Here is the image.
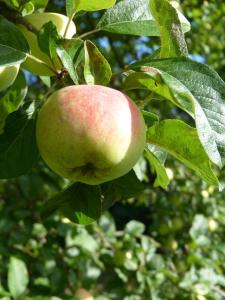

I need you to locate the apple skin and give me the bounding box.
[36,85,146,185]
[0,65,20,92]
[75,288,94,300]
[18,13,76,76]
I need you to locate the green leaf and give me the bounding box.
[74,0,116,13]
[63,38,84,63]
[142,110,159,127]
[42,171,144,222]
[41,183,102,225]
[0,0,19,9]
[56,46,78,84]
[21,1,35,16]
[66,0,75,17]
[126,57,225,168]
[0,104,39,179]
[32,0,48,9]
[8,257,29,298]
[62,38,84,80]
[96,0,190,36]
[145,145,170,189]
[0,16,29,66]
[68,229,98,253]
[84,40,112,86]
[0,72,27,134]
[125,220,145,236]
[189,215,208,240]
[37,21,59,60]
[149,0,188,57]
[147,120,219,186]
[101,170,145,210]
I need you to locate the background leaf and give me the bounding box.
[8,257,29,298]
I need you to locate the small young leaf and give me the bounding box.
[147,120,219,186]
[56,46,78,84]
[84,40,112,86]
[145,145,170,189]
[97,0,190,36]
[0,16,29,66]
[8,257,29,298]
[21,1,35,16]
[0,71,27,133]
[37,21,60,60]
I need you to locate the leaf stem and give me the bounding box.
[63,12,76,38]
[78,28,100,39]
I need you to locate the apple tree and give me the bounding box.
[0,0,225,299]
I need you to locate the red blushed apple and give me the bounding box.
[36,85,146,185]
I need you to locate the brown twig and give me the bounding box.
[0,3,39,34]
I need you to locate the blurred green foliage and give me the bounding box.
[0,0,225,299]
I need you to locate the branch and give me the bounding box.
[0,3,39,34]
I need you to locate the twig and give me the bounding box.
[78,28,100,39]
[0,4,39,34]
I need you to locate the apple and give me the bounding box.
[36,85,146,185]
[75,288,94,300]
[165,238,178,251]
[208,218,218,232]
[18,13,76,76]
[0,64,20,92]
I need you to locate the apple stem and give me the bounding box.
[78,28,100,39]
[26,54,59,76]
